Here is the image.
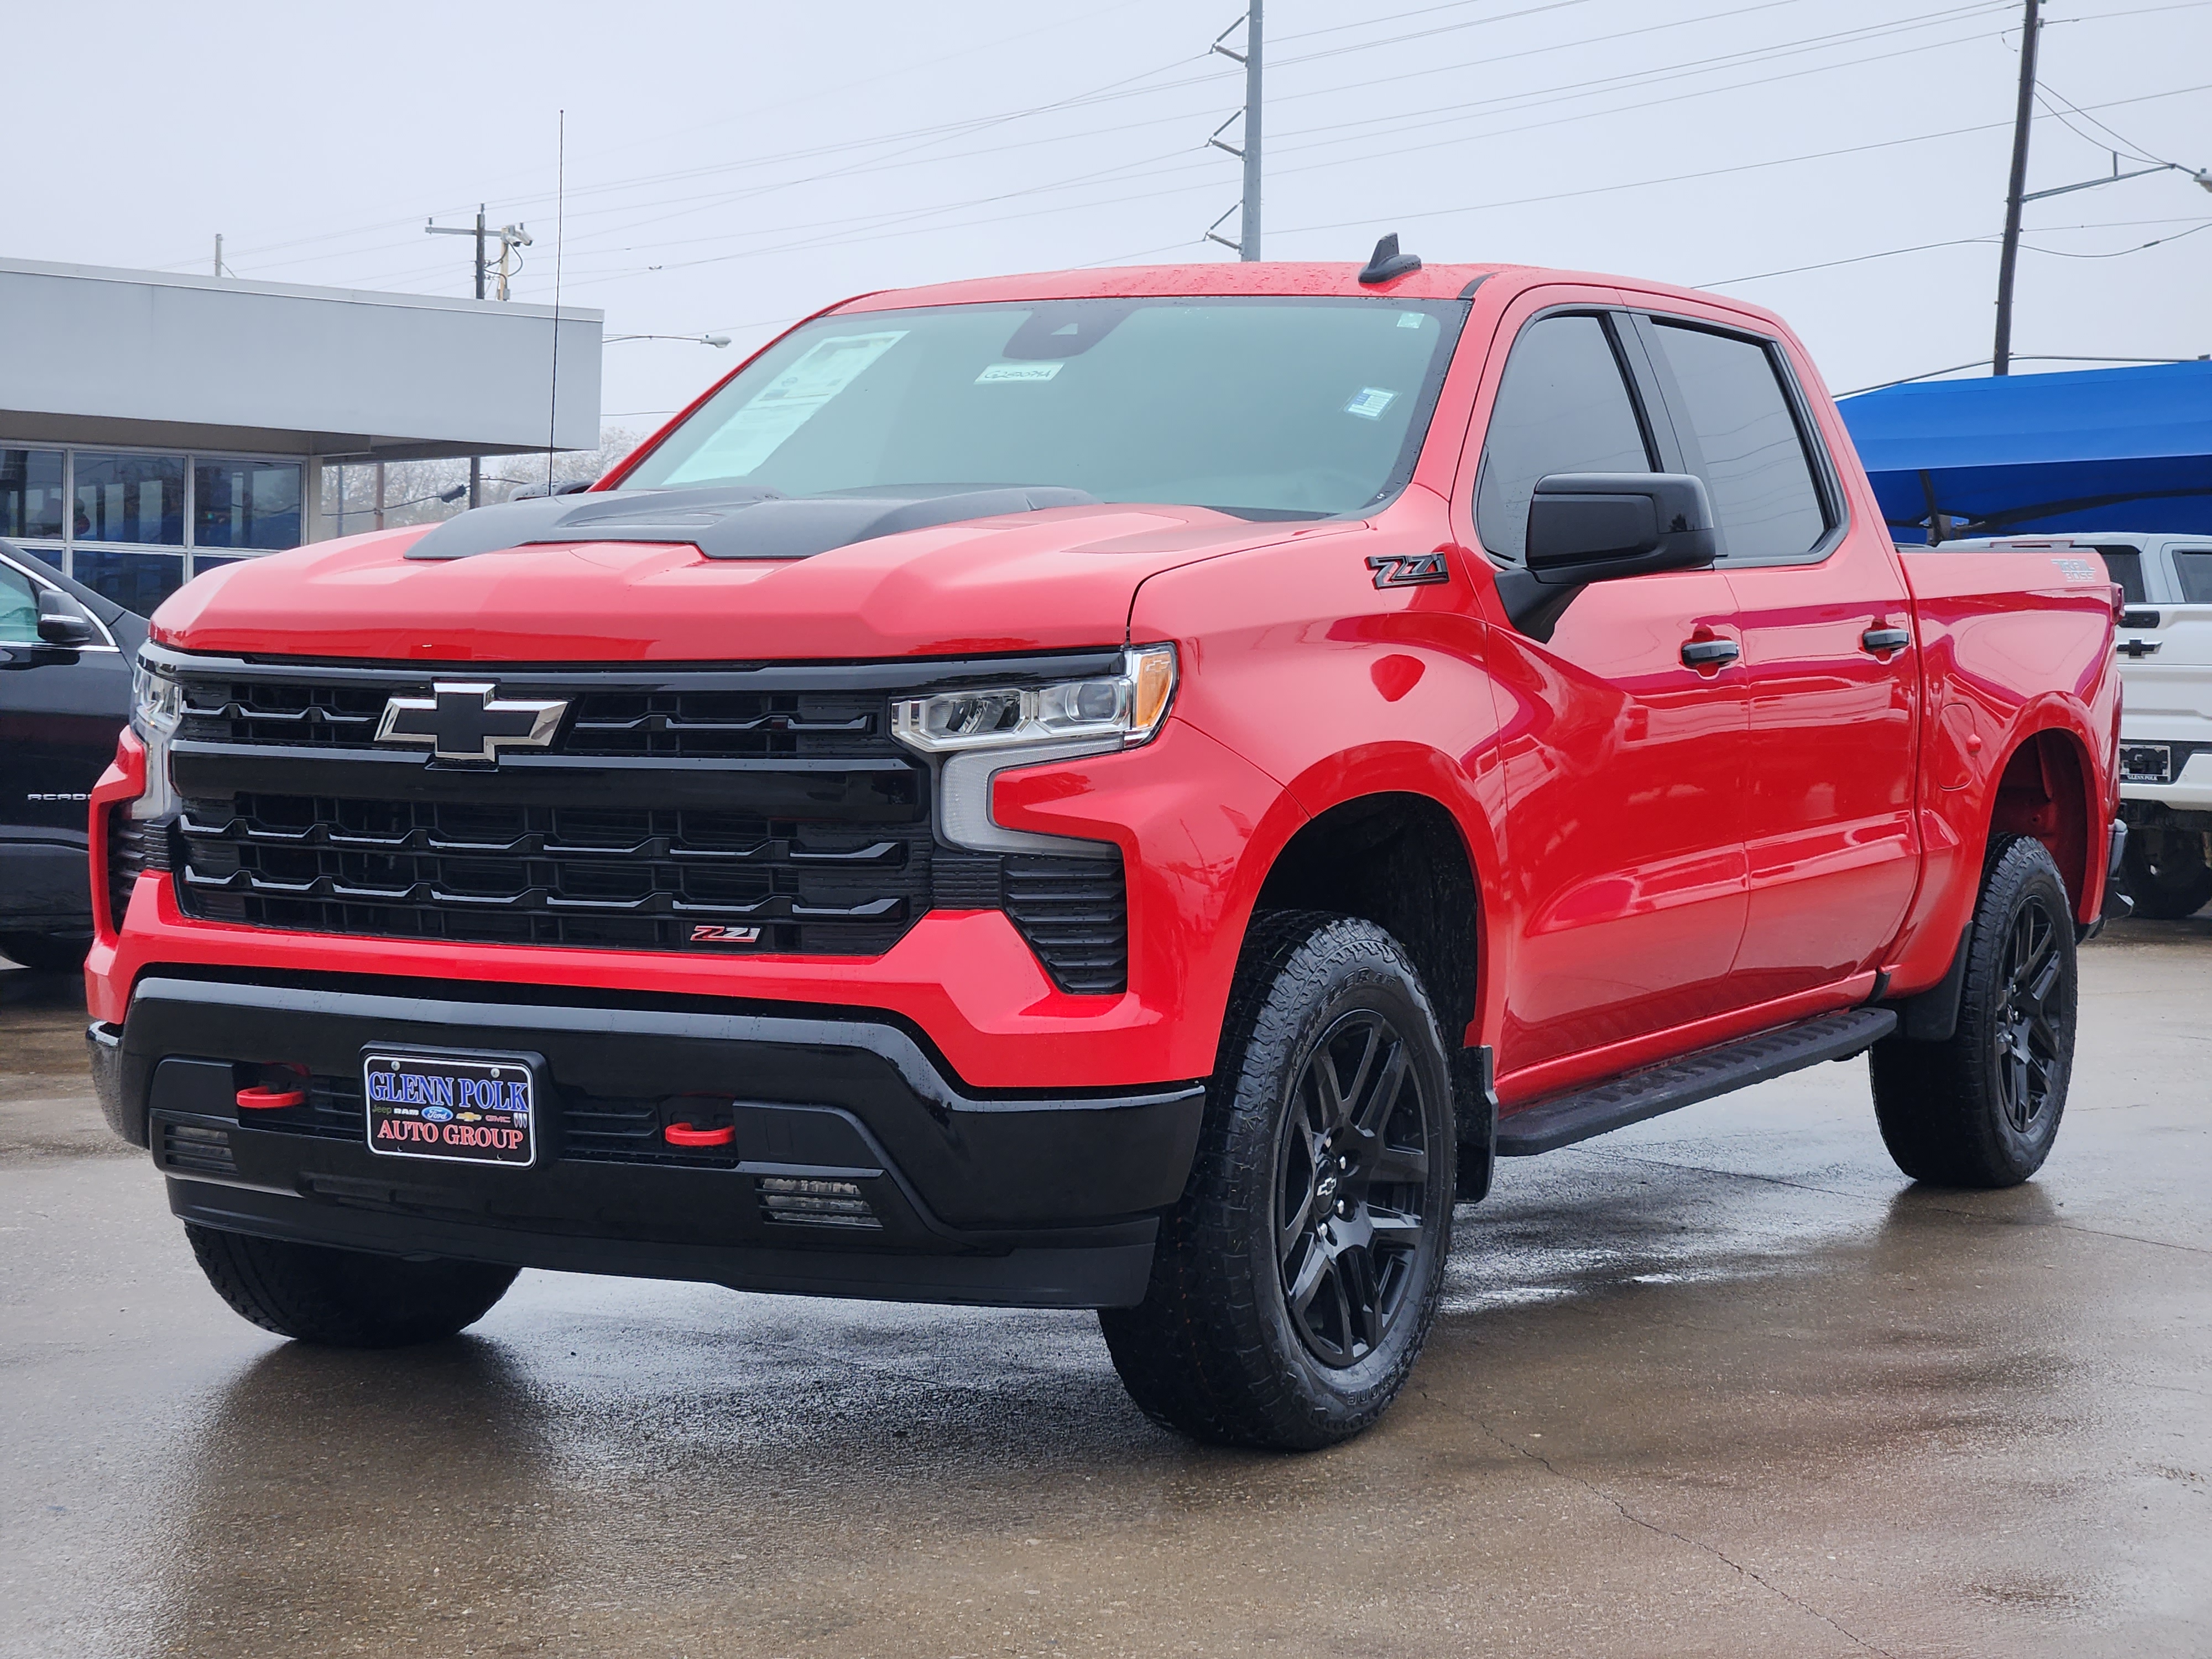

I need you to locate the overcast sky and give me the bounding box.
[14,0,2211,441]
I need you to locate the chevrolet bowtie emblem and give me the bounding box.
[374,682,568,763]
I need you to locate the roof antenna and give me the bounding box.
[546,108,566,495]
[1358,233,1421,285]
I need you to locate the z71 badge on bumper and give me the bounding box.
[363,1051,538,1166]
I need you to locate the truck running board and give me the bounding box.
[1495,1008,1898,1157]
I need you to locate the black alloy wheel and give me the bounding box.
[2120,825,2212,920]
[1992,894,2064,1136]
[1870,834,2077,1188]
[1099,911,1457,1449]
[1275,1010,1432,1369]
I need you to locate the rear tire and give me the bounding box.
[1099,912,1456,1450]
[1870,837,2077,1188]
[0,932,91,973]
[2120,823,2212,919]
[185,1224,519,1347]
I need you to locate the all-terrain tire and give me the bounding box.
[185,1224,520,1347]
[2120,822,2212,920]
[1870,836,2077,1187]
[0,932,91,973]
[1099,912,1456,1450]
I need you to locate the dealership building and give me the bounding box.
[0,257,601,614]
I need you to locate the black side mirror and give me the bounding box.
[1496,472,1718,641]
[35,588,99,648]
[1525,472,1718,583]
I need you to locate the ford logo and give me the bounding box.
[421,1104,454,1123]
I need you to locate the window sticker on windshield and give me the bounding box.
[1344,388,1397,420]
[975,361,1063,384]
[662,331,907,482]
[1396,313,1426,329]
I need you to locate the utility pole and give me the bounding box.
[427,205,530,507]
[1204,4,1263,260]
[1992,0,2042,377]
[212,234,223,277]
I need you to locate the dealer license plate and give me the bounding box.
[363,1050,537,1167]
[2120,743,2172,784]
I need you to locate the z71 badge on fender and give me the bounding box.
[1366,550,1451,588]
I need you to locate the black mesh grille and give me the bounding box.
[1003,852,1129,995]
[175,793,923,954]
[105,811,167,932]
[158,656,1130,984]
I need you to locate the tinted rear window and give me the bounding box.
[2088,545,2148,606]
[1650,321,1828,563]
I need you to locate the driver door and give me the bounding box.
[1461,301,1751,1082]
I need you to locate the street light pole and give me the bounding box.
[1992,0,2042,377]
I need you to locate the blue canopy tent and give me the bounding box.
[1837,359,2212,544]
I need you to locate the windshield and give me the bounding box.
[618,296,1468,519]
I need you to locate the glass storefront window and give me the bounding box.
[195,458,302,550]
[74,547,187,614]
[75,451,186,545]
[2,449,68,540]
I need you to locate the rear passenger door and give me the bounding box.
[2129,542,2212,791]
[1633,310,1919,1000]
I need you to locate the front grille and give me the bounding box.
[159,654,1130,987]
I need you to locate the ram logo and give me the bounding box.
[1366,550,1451,589]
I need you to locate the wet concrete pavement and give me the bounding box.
[3,921,2208,1658]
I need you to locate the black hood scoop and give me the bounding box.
[403,483,1099,562]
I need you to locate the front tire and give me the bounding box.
[2120,822,2212,919]
[1099,912,1456,1449]
[185,1224,519,1347]
[1870,836,2078,1187]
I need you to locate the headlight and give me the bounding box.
[128,654,181,820]
[891,646,1176,859]
[891,645,1177,754]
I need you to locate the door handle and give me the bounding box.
[1681,638,1740,668]
[1861,626,1911,654]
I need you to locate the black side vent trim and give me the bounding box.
[160,1120,238,1177]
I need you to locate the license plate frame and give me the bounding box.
[2120,743,2173,785]
[362,1047,540,1168]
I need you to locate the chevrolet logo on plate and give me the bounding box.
[375,682,568,764]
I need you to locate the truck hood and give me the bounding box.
[152,503,1360,662]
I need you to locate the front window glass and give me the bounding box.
[74,451,185,545]
[0,562,38,644]
[619,298,1467,520]
[2173,549,2212,603]
[195,458,302,550]
[2,450,67,540]
[1474,314,1653,565]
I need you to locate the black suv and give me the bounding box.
[0,541,145,971]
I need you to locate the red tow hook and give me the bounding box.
[664,1120,735,1147]
[237,1064,309,1111]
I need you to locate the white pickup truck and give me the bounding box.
[1948,534,2212,918]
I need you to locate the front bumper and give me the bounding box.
[95,972,1207,1309]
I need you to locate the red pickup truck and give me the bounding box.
[86,248,2122,1449]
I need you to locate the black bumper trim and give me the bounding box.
[166,1175,1156,1309]
[109,973,1206,1309]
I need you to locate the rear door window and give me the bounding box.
[2087,545,2149,606]
[1474,314,1653,565]
[1648,321,1828,564]
[2171,549,2212,603]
